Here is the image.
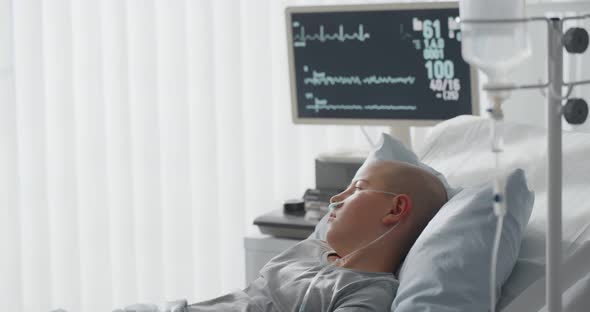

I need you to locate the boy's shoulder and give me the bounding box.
[295,238,328,248]
[259,239,330,278]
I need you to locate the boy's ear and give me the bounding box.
[383,194,412,225]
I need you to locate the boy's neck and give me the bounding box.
[328,238,403,274]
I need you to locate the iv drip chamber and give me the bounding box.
[459,0,531,85]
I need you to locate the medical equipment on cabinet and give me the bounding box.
[459,0,590,311]
[253,153,364,239]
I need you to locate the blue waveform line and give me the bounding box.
[364,105,417,110]
[306,104,364,111]
[293,24,370,47]
[304,70,416,86]
[305,97,417,113]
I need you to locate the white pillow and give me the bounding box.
[392,168,534,312]
[416,115,590,311]
[356,133,462,199]
[308,132,459,240]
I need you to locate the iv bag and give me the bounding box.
[460,0,531,84]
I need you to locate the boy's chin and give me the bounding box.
[325,227,335,244]
[325,226,342,247]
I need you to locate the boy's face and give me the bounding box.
[326,161,402,252]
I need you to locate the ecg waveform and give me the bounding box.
[293,22,370,47]
[304,70,416,86]
[305,97,417,113]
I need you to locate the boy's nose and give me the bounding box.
[330,193,342,204]
[328,197,345,212]
[330,191,347,204]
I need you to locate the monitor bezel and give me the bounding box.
[285,2,480,126]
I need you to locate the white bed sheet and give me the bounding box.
[418,116,590,312]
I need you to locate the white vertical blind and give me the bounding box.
[43,0,82,309]
[72,1,113,310]
[212,0,247,293]
[154,0,194,303]
[102,0,137,308]
[12,0,52,311]
[2,0,377,310]
[0,1,21,311]
[185,0,222,302]
[239,0,276,245]
[127,0,166,304]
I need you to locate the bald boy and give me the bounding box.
[188,160,447,312]
[326,159,448,274]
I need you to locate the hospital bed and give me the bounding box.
[418,115,590,312]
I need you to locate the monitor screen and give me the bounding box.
[286,2,478,126]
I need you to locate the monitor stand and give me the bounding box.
[389,125,412,149]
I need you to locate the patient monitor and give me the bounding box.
[286,2,479,146]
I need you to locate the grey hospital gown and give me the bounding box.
[188,239,399,312]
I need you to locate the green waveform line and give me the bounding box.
[293,24,370,47]
[304,71,415,86]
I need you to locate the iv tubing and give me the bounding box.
[489,95,505,312]
[491,214,504,312]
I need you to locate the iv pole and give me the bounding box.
[546,18,563,312]
[461,15,590,312]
